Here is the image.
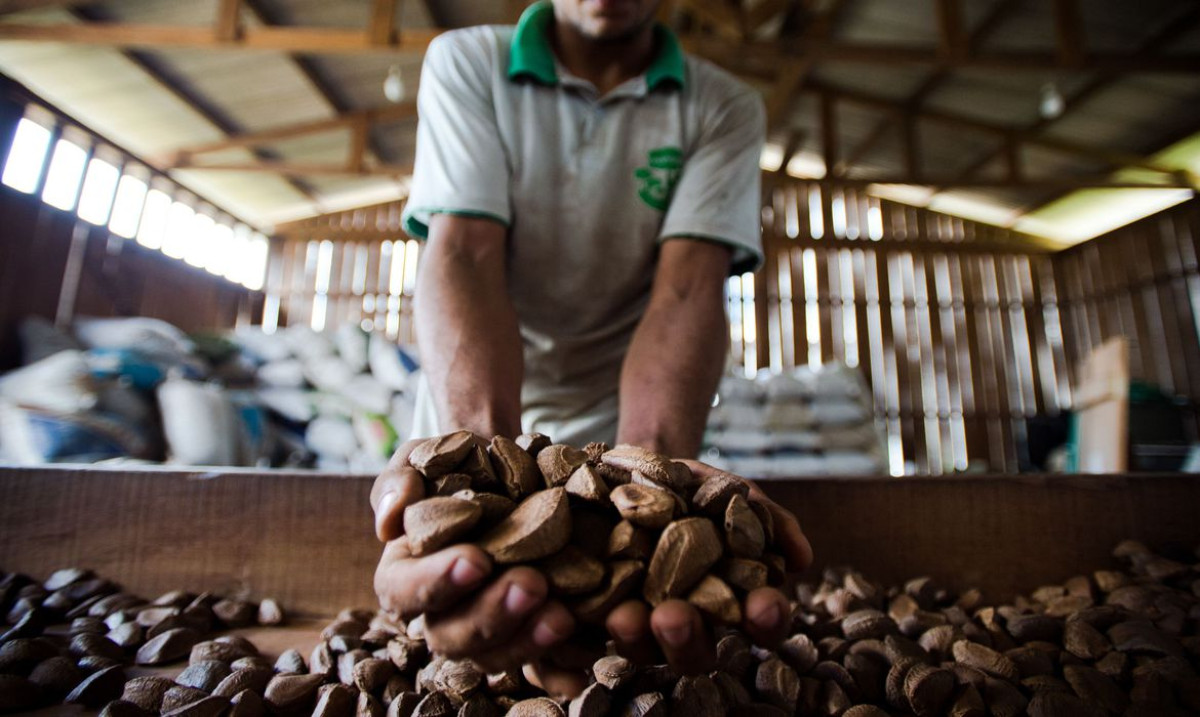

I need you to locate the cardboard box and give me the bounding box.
[3,466,1198,612]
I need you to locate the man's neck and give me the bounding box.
[549,19,657,96]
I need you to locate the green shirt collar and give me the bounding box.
[507,1,686,90]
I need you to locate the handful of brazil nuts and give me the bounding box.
[400,431,788,629]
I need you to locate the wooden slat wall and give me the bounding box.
[267,200,419,345]
[1054,200,1200,407]
[751,181,1065,475]
[270,191,1200,476]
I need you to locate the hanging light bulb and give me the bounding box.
[1039,82,1065,120]
[384,65,406,104]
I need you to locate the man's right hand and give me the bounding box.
[370,436,577,673]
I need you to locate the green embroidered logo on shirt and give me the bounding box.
[634,147,682,211]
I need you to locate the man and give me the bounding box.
[371,0,812,694]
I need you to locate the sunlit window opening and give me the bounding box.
[137,189,172,249]
[243,234,269,291]
[204,223,235,277]
[162,201,195,259]
[76,157,120,225]
[41,138,87,211]
[224,224,252,285]
[108,174,148,238]
[184,211,215,268]
[2,118,52,193]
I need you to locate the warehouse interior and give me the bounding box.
[1,2,1200,715]
[1,0,1198,476]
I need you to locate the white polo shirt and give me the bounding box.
[403,1,765,446]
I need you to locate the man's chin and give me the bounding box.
[582,16,650,42]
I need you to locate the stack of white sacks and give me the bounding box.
[702,364,886,478]
[0,316,419,471]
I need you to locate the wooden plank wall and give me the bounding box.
[267,190,1199,476]
[1054,200,1200,407]
[0,186,261,370]
[739,181,1067,475]
[267,201,418,344]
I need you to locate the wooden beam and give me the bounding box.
[68,5,322,206]
[173,160,413,177]
[902,113,920,182]
[1003,132,1020,182]
[820,89,837,178]
[776,129,805,175]
[241,0,394,167]
[1052,0,1084,67]
[808,80,1185,179]
[682,35,1200,73]
[935,0,964,59]
[678,0,743,42]
[215,0,242,43]
[813,175,1192,190]
[764,58,813,131]
[805,0,848,40]
[744,0,791,35]
[948,3,1200,188]
[792,0,1021,169]
[370,0,398,46]
[347,115,369,173]
[5,18,1197,72]
[171,103,417,159]
[0,22,440,54]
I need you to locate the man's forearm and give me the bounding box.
[617,260,728,458]
[414,217,523,438]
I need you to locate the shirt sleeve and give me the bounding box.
[402,32,511,240]
[659,89,766,275]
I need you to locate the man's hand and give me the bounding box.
[602,460,812,674]
[372,441,812,692]
[371,436,576,673]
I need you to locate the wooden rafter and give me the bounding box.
[763,0,844,134]
[946,2,1200,191]
[780,130,804,171]
[683,36,1200,74]
[6,17,1198,73]
[215,0,242,43]
[813,175,1191,190]
[370,0,399,46]
[806,80,1190,182]
[935,0,964,59]
[1052,0,1084,68]
[169,103,417,162]
[842,0,1021,169]
[68,6,321,205]
[764,58,813,131]
[171,160,412,178]
[678,0,743,42]
[744,0,791,36]
[241,0,394,169]
[0,21,438,54]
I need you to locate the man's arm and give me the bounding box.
[415,213,523,438]
[616,238,731,457]
[375,214,578,676]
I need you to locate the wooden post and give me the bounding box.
[215,0,242,43]
[369,0,398,46]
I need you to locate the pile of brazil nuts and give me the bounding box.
[399,431,789,632]
[6,537,1197,716]
[0,567,284,714]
